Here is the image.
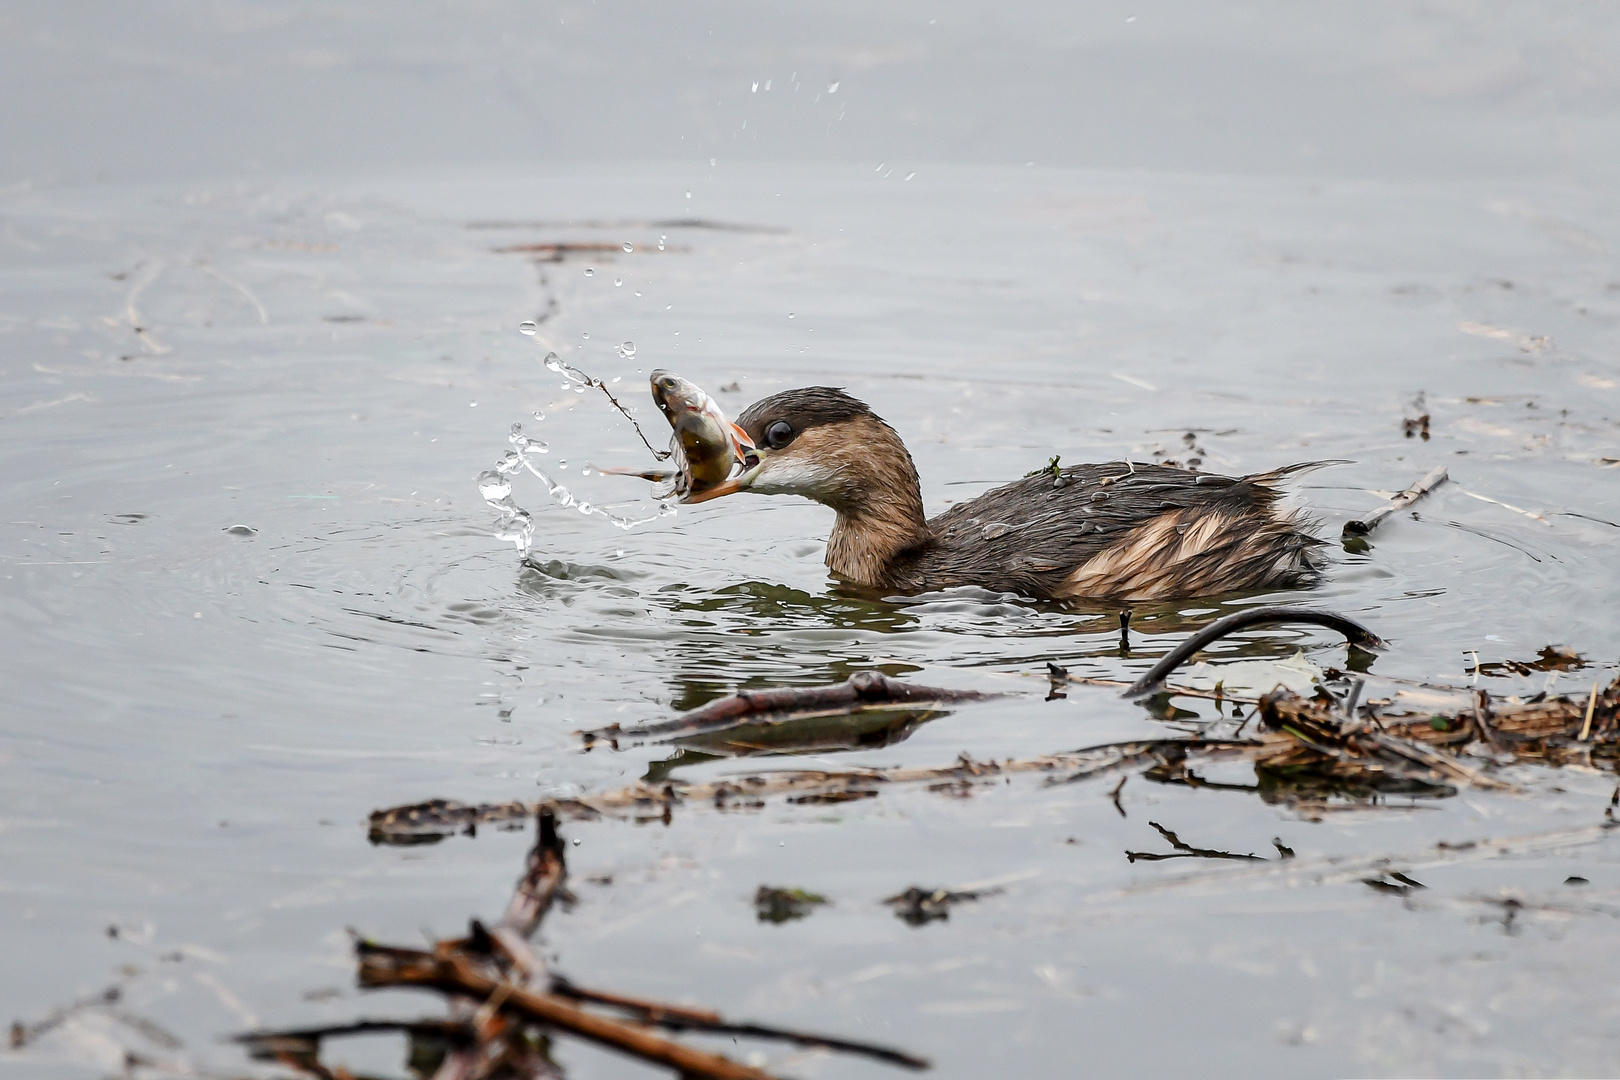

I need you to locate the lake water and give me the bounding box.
[4,4,1620,1079]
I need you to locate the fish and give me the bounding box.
[648,369,754,499]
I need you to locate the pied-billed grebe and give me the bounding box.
[684,386,1327,601]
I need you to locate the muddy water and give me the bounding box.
[2,162,1619,1079]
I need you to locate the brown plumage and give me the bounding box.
[712,387,1326,602]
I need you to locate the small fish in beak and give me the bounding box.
[648,370,755,501]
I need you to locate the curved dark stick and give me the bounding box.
[1122,605,1386,700]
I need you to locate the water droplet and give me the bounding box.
[544,353,564,372]
[477,470,512,501]
[751,81,759,93]
[685,191,692,199]
[827,81,839,93]
[581,332,589,339]
[614,277,622,287]
[577,502,592,514]
[616,341,636,359]
[581,465,593,476]
[557,460,568,470]
[584,267,594,276]
[519,321,538,335]
[876,162,885,172]
[788,312,795,319]
[634,291,642,297]
[532,410,545,421]
[658,235,666,250]
[623,242,634,253]
[905,171,916,181]
[709,158,716,167]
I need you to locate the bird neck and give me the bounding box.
[821,422,930,587]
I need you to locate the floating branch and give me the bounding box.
[579,671,1002,746]
[1123,606,1386,699]
[247,805,927,1080]
[1343,465,1448,536]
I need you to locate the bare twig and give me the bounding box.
[356,944,782,1080]
[1123,606,1385,699]
[580,672,1000,745]
[548,977,929,1070]
[1343,465,1448,536]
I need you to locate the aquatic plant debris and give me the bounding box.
[241,807,928,1078]
[371,665,1620,843]
[578,671,1001,746]
[754,886,829,923]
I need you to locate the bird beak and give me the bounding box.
[681,429,765,505]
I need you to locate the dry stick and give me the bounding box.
[1123,606,1386,699]
[1581,680,1601,741]
[1343,465,1449,536]
[581,671,1000,744]
[359,946,782,1080]
[548,978,930,1070]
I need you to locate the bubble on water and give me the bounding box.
[580,466,593,476]
[477,470,512,501]
[519,321,538,336]
[623,242,633,253]
[616,341,636,359]
[614,277,622,286]
[827,81,840,93]
[584,268,594,277]
[788,312,795,319]
[634,291,642,297]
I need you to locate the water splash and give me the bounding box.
[481,420,675,555]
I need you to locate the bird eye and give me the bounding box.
[764,420,794,448]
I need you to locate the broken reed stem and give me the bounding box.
[1582,680,1601,741]
[1343,465,1448,536]
[358,946,779,1080]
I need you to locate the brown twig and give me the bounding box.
[548,977,930,1070]
[580,672,1000,745]
[1343,465,1448,536]
[356,944,780,1080]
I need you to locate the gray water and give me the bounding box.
[4,4,1620,1079]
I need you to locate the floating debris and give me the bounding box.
[754,886,828,923]
[884,886,999,926]
[246,808,927,1079]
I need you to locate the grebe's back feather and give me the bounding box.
[888,461,1330,601]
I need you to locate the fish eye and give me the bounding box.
[764,420,794,449]
[660,376,679,390]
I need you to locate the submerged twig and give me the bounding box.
[580,672,1000,745]
[1343,465,1448,536]
[1123,606,1385,699]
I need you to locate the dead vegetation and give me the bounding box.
[240,808,929,1079]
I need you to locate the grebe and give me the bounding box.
[685,386,1326,602]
